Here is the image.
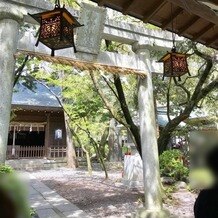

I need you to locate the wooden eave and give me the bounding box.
[11,104,63,112]
[89,0,218,50]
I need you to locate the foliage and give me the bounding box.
[101,40,134,55]
[162,185,176,203]
[30,208,36,216]
[0,164,13,174]
[49,0,79,8]
[0,165,31,218]
[29,61,111,176]
[159,150,189,181]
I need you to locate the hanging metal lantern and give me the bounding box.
[28,0,83,56]
[158,47,190,81]
[158,3,190,81]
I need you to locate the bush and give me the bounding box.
[0,164,13,174]
[0,165,31,218]
[159,149,189,181]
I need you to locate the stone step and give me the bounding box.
[6,159,67,171]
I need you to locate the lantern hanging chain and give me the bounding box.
[166,77,172,122]
[55,0,61,8]
[171,3,176,51]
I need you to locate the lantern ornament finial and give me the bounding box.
[55,0,61,8]
[28,0,83,56]
[158,3,190,81]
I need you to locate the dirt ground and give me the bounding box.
[30,168,196,218]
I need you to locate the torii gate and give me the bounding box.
[0,0,176,217]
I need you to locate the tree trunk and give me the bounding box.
[113,75,142,156]
[71,127,93,175]
[158,113,190,154]
[108,118,121,161]
[92,140,108,179]
[92,142,108,179]
[117,128,123,161]
[64,113,78,169]
[85,150,92,176]
[99,126,109,158]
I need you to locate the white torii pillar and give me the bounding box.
[0,3,23,163]
[135,47,169,217]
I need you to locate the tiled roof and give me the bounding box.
[12,82,61,108]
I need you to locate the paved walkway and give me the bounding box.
[28,174,89,218]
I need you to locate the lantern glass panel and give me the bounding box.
[164,58,172,76]
[40,14,61,40]
[172,54,188,74]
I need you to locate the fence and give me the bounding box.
[48,147,67,159]
[6,146,85,159]
[7,145,45,159]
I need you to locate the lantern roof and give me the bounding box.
[29,7,82,28]
[157,51,190,62]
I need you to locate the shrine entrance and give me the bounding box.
[7,123,46,159]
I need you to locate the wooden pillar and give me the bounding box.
[44,113,50,157]
[12,126,16,156]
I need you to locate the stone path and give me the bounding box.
[28,174,89,218]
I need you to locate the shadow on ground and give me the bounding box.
[41,177,143,217]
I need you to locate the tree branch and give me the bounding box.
[77,124,108,178]
[197,79,218,102]
[71,127,88,154]
[26,74,73,119]
[14,55,30,86]
[101,75,119,100]
[160,56,214,141]
[173,77,191,102]
[181,62,206,86]
[90,71,127,127]
[192,43,212,61]
[189,58,213,107]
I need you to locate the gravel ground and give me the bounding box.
[29,168,196,218]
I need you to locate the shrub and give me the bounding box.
[0,164,13,174]
[159,149,189,181]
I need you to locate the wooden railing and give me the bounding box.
[48,147,85,159]
[48,147,67,159]
[7,146,85,159]
[7,145,45,159]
